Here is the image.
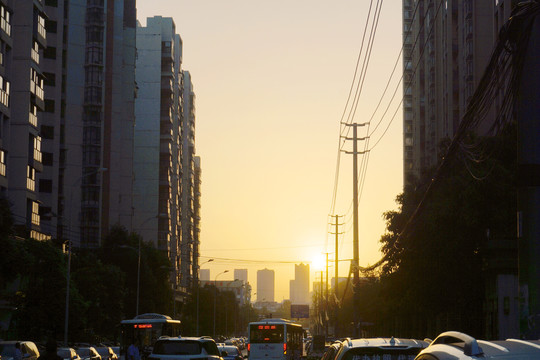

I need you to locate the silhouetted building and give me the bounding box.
[257,268,274,302]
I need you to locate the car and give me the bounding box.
[322,337,430,360]
[415,331,540,360]
[217,345,243,360]
[148,336,221,360]
[76,347,101,360]
[58,347,82,360]
[95,347,118,360]
[0,341,40,360]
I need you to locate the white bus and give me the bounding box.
[120,313,181,360]
[248,319,304,360]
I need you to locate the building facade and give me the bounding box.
[181,70,196,289]
[62,0,136,247]
[402,0,517,339]
[257,268,275,303]
[134,16,183,291]
[234,269,248,284]
[3,0,47,240]
[290,263,309,305]
[402,0,510,185]
[2,0,137,246]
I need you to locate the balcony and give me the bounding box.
[29,111,38,127]
[161,77,173,94]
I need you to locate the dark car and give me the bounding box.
[217,345,242,360]
[0,341,40,360]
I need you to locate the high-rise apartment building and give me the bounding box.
[134,16,183,291]
[290,263,309,305]
[2,0,47,240]
[181,70,196,289]
[403,0,517,339]
[62,0,136,248]
[192,155,201,284]
[257,268,275,302]
[402,0,511,185]
[3,0,136,246]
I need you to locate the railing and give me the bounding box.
[27,177,35,191]
[31,47,40,64]
[0,11,11,37]
[37,16,46,40]
[0,88,8,107]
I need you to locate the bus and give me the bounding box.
[248,319,305,360]
[120,313,181,360]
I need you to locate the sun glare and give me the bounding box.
[311,253,325,271]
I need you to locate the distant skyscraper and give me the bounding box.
[257,268,275,302]
[234,269,248,283]
[200,268,210,281]
[290,263,309,304]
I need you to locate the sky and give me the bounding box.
[136,0,404,302]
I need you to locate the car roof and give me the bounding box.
[157,337,214,342]
[342,337,429,349]
[417,331,540,359]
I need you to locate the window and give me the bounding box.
[31,41,39,64]
[45,0,58,6]
[33,136,42,163]
[31,201,40,226]
[0,74,10,107]
[45,19,57,33]
[44,99,55,113]
[39,179,52,193]
[0,149,5,176]
[37,15,46,40]
[0,5,11,37]
[43,72,56,87]
[44,46,56,59]
[29,104,38,127]
[42,151,53,166]
[41,125,54,139]
[27,166,36,191]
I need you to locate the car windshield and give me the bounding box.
[153,341,201,355]
[77,349,91,356]
[220,346,238,355]
[58,350,72,359]
[0,344,16,358]
[342,348,421,360]
[95,349,108,357]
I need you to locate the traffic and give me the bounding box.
[4,312,540,360]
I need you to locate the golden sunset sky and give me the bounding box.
[137,0,404,301]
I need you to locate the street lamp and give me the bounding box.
[214,270,229,338]
[64,167,107,346]
[196,258,214,335]
[135,215,158,316]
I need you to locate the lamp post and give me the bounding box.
[214,270,229,338]
[135,215,159,316]
[64,167,107,346]
[196,258,214,335]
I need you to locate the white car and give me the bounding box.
[148,336,221,360]
[415,331,540,360]
[322,337,429,360]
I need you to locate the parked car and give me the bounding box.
[76,347,101,360]
[95,347,118,360]
[322,337,429,360]
[0,341,40,360]
[148,336,221,360]
[415,331,540,360]
[58,347,82,360]
[217,345,243,360]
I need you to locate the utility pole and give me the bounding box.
[342,122,368,337]
[329,214,343,336]
[325,252,329,338]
